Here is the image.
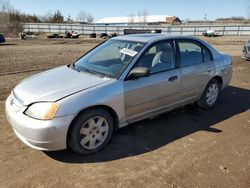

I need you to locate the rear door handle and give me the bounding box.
[169,75,178,81]
[207,67,214,73]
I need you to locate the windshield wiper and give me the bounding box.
[69,63,74,69]
[71,64,113,78]
[82,68,105,78]
[70,63,79,71]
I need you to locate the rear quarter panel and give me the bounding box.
[215,53,233,89]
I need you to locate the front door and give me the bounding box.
[124,40,182,123]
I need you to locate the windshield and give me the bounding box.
[73,39,146,78]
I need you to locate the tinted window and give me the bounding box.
[74,40,145,78]
[135,41,175,74]
[179,42,203,67]
[203,46,212,62]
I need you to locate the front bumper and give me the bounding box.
[5,95,74,151]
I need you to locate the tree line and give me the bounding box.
[0,0,94,23]
[0,0,94,36]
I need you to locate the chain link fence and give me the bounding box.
[23,23,250,36]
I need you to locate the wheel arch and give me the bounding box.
[66,105,119,147]
[197,75,222,109]
[211,75,223,89]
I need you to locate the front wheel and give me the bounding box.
[68,108,114,155]
[197,79,220,109]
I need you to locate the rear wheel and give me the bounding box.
[197,79,220,109]
[68,108,114,155]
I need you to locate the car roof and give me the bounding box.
[113,33,221,60]
[112,34,199,43]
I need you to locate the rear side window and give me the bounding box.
[203,46,212,62]
[178,41,203,67]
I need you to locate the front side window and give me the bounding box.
[179,41,203,67]
[74,40,146,78]
[135,41,175,74]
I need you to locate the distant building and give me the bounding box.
[166,16,182,25]
[94,15,182,25]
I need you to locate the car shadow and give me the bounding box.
[44,86,250,163]
[0,43,17,46]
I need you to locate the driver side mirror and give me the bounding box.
[127,67,150,80]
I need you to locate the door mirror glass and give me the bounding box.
[127,67,150,79]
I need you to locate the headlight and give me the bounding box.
[25,102,59,120]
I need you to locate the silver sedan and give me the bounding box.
[5,34,233,155]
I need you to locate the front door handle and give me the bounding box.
[169,75,178,81]
[221,68,226,72]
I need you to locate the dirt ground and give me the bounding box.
[0,36,249,188]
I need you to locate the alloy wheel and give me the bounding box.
[79,116,109,149]
[206,83,219,106]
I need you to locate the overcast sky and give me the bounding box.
[8,0,250,21]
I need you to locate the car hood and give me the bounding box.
[13,66,111,105]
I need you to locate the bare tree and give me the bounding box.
[247,5,250,19]
[76,10,86,22]
[0,0,12,35]
[51,10,64,23]
[66,14,73,23]
[85,13,94,23]
[40,10,64,23]
[0,9,9,24]
[8,10,24,36]
[77,10,94,23]
[184,18,191,24]
[137,11,142,23]
[0,14,9,33]
[0,0,12,27]
[0,0,13,13]
[142,9,149,24]
[128,13,135,24]
[39,11,53,23]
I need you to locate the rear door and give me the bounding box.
[176,39,215,101]
[124,40,182,122]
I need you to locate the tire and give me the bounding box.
[68,108,114,155]
[89,33,96,38]
[100,33,108,38]
[197,79,220,109]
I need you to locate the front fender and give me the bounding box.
[55,80,125,124]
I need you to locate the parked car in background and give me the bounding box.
[64,31,80,38]
[202,30,222,37]
[242,40,250,60]
[46,33,63,39]
[20,31,38,40]
[6,34,233,155]
[0,33,5,43]
[99,32,118,39]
